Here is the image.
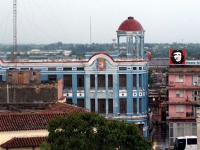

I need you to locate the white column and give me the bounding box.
[135,36,140,59]
[140,36,144,59]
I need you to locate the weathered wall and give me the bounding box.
[0,83,58,103]
[57,78,63,100]
[6,69,41,84]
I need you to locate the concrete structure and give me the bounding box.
[0,17,150,136]
[149,58,169,73]
[0,73,63,103]
[166,65,199,147]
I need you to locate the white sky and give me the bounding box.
[0,0,200,44]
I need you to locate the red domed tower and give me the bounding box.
[117,17,145,59]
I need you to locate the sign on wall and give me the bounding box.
[97,58,105,71]
[169,49,186,65]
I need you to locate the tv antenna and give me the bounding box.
[13,0,17,61]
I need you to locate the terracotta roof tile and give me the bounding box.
[0,103,88,132]
[41,102,88,113]
[1,137,47,148]
[0,112,68,131]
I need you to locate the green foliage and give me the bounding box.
[40,141,50,150]
[148,69,155,85]
[43,113,152,150]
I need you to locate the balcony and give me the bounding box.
[186,112,194,117]
[167,82,200,90]
[166,100,198,106]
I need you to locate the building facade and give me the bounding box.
[0,17,150,136]
[166,63,199,147]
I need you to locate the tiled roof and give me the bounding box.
[0,103,88,132]
[1,137,47,148]
[149,58,169,66]
[0,112,68,131]
[41,102,88,113]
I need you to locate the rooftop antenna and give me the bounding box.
[13,0,17,61]
[90,16,91,52]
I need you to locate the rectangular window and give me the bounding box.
[90,75,95,87]
[32,72,36,76]
[176,90,184,97]
[177,123,184,137]
[48,75,57,81]
[176,105,184,112]
[108,99,113,113]
[98,99,106,113]
[194,91,200,101]
[108,75,113,87]
[64,75,72,87]
[133,98,137,114]
[48,68,56,71]
[77,67,84,71]
[139,98,142,113]
[184,123,191,136]
[21,68,29,70]
[77,75,84,87]
[192,123,197,135]
[119,74,126,87]
[91,99,95,112]
[176,75,183,82]
[120,99,126,113]
[187,138,197,145]
[139,74,142,87]
[63,67,72,71]
[119,67,127,70]
[98,75,105,87]
[77,99,84,108]
[133,74,136,87]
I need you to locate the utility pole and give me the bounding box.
[13,0,17,61]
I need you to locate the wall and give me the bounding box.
[0,83,58,103]
[6,69,41,84]
[57,78,63,100]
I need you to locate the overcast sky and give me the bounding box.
[0,0,200,44]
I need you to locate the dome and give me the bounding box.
[117,16,144,32]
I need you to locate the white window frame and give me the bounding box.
[176,105,184,112]
[176,75,183,82]
[176,90,184,97]
[193,76,200,85]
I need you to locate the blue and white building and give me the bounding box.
[0,17,150,136]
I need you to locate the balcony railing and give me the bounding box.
[186,112,194,117]
[168,82,200,87]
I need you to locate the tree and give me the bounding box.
[43,113,152,150]
[148,69,155,86]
